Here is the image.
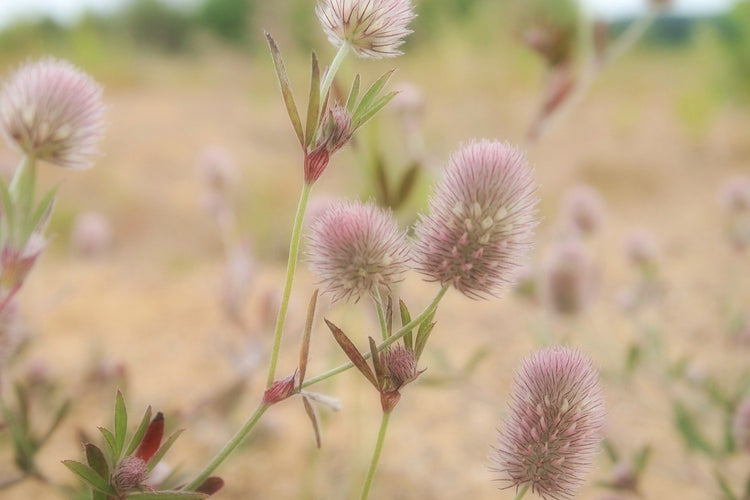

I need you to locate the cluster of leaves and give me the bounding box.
[63,391,220,499]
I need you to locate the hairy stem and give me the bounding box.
[184,403,270,491]
[360,411,391,500]
[266,182,313,388]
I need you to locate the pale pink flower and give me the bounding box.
[70,211,113,258]
[0,58,105,168]
[307,200,408,302]
[492,347,606,500]
[542,239,598,315]
[316,0,416,58]
[413,140,538,299]
[561,184,606,237]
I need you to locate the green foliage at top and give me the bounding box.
[197,0,255,45]
[720,0,750,100]
[121,0,194,53]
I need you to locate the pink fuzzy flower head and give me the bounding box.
[561,184,606,237]
[413,140,538,299]
[0,58,104,168]
[112,456,148,492]
[307,200,409,303]
[542,239,597,315]
[316,0,416,58]
[492,347,606,500]
[734,398,750,453]
[381,345,419,388]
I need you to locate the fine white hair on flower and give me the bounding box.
[316,0,416,59]
[307,199,409,303]
[0,58,105,169]
[413,140,539,299]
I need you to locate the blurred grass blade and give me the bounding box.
[673,401,714,455]
[27,185,57,236]
[394,163,419,209]
[298,289,319,387]
[346,74,361,112]
[715,471,737,500]
[62,460,117,495]
[634,444,652,474]
[265,32,304,148]
[146,428,184,473]
[0,178,15,239]
[399,299,413,351]
[85,443,109,479]
[601,438,618,463]
[125,406,153,457]
[304,53,321,149]
[114,390,127,458]
[325,319,378,388]
[373,155,390,206]
[302,396,321,448]
[40,399,71,445]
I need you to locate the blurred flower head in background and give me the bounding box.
[492,346,606,500]
[316,0,416,58]
[0,58,105,168]
[542,238,598,315]
[561,184,607,238]
[414,140,538,299]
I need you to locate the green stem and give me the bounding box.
[266,182,313,388]
[8,155,37,242]
[302,285,449,388]
[319,43,349,102]
[373,288,388,341]
[184,403,270,491]
[360,411,391,500]
[513,484,530,500]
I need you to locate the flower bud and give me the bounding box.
[381,345,418,388]
[263,372,297,405]
[112,456,147,492]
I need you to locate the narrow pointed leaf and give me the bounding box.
[114,390,127,458]
[85,443,109,479]
[135,412,164,463]
[346,74,361,112]
[414,321,436,362]
[298,289,318,388]
[265,32,304,147]
[373,156,390,206]
[126,492,208,500]
[602,439,618,463]
[98,427,117,464]
[304,52,321,148]
[62,460,117,495]
[302,396,322,448]
[399,299,413,351]
[0,178,15,238]
[40,399,71,446]
[385,296,393,338]
[715,471,737,500]
[27,185,57,235]
[324,319,377,388]
[355,91,398,129]
[146,428,184,473]
[673,401,714,454]
[369,336,384,388]
[634,444,652,474]
[125,406,153,457]
[354,69,395,120]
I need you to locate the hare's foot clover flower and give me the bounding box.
[0,58,105,169]
[413,140,538,299]
[307,200,409,303]
[492,347,606,500]
[316,0,416,59]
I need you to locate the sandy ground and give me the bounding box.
[1,34,750,500]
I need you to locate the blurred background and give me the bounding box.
[0,0,749,499]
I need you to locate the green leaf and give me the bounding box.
[414,311,437,362]
[298,289,318,388]
[633,444,652,474]
[26,185,57,237]
[126,492,208,500]
[385,296,393,338]
[302,396,321,449]
[92,489,107,500]
[125,406,153,457]
[354,91,398,129]
[373,155,390,206]
[369,336,384,388]
[399,299,413,352]
[62,460,117,496]
[85,443,109,479]
[39,399,71,446]
[325,319,378,388]
[393,163,420,209]
[98,427,117,464]
[345,74,361,112]
[601,438,619,463]
[0,177,15,240]
[715,471,737,500]
[462,346,490,375]
[673,401,714,455]
[265,32,304,148]
[146,429,184,473]
[114,390,127,458]
[354,69,394,121]
[304,52,321,149]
